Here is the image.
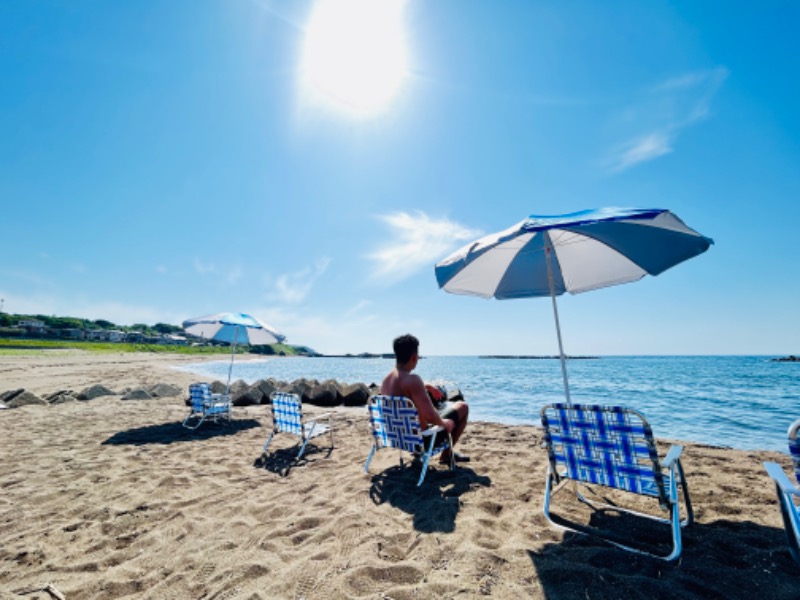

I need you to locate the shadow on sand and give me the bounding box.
[528,515,798,599]
[368,463,491,533]
[102,419,261,446]
[254,442,334,477]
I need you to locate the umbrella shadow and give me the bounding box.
[254,442,334,477]
[527,517,798,599]
[368,463,492,533]
[102,419,261,446]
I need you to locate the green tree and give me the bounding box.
[94,319,116,329]
[153,323,181,334]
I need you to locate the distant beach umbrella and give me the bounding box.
[434,208,713,404]
[182,312,285,394]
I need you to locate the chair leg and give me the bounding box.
[776,484,800,564]
[296,436,312,461]
[364,445,377,474]
[262,431,276,453]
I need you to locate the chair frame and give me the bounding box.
[262,392,334,462]
[182,383,232,429]
[364,394,454,487]
[763,418,800,564]
[541,403,693,561]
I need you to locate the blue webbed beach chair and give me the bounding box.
[364,394,454,487]
[541,403,693,561]
[182,383,231,429]
[763,418,800,564]
[262,392,334,462]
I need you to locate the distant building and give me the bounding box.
[106,330,126,342]
[60,328,85,340]
[18,319,46,335]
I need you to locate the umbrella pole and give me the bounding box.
[227,325,239,396]
[545,235,572,405]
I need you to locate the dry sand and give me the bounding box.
[1,352,798,599]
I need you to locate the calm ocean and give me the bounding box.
[174,355,799,452]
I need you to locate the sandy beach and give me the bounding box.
[1,352,798,599]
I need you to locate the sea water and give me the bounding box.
[174,355,800,452]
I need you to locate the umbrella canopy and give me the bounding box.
[434,207,713,403]
[183,312,285,393]
[183,312,285,345]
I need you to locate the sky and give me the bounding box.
[1,0,798,356]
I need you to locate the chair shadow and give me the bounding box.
[254,442,334,477]
[368,463,492,533]
[528,515,799,600]
[102,419,261,446]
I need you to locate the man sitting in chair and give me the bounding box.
[381,334,470,463]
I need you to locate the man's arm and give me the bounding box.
[407,375,453,432]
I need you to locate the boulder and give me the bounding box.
[255,379,279,402]
[342,383,371,407]
[49,393,77,405]
[7,390,48,408]
[122,388,153,401]
[231,384,264,407]
[0,389,24,403]
[307,381,343,407]
[149,383,182,397]
[77,385,116,400]
[288,379,313,402]
[210,381,227,395]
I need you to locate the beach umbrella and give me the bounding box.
[182,312,285,394]
[434,207,713,404]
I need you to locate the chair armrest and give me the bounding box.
[764,462,800,496]
[421,425,444,437]
[662,445,684,468]
[210,393,230,402]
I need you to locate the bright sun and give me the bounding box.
[301,0,409,117]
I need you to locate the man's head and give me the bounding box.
[393,334,419,366]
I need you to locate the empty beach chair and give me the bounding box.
[541,403,694,561]
[763,418,800,564]
[262,392,334,462]
[182,383,232,430]
[364,394,454,487]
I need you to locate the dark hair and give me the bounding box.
[393,334,419,365]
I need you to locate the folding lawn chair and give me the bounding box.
[262,392,334,463]
[763,418,800,564]
[541,403,694,561]
[364,394,454,487]
[182,383,231,430]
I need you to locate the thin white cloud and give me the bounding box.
[367,211,482,284]
[606,67,728,173]
[344,299,371,318]
[271,257,331,304]
[610,132,673,173]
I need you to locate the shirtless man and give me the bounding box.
[381,334,470,462]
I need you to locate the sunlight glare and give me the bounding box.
[301,0,409,117]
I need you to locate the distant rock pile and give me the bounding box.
[0,382,184,409]
[0,378,379,409]
[203,378,379,407]
[771,355,799,362]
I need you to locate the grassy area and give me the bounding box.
[0,338,306,356]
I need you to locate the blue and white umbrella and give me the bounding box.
[182,312,285,393]
[434,207,713,403]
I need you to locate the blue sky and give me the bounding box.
[1,0,798,356]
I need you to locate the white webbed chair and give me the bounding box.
[541,403,694,561]
[763,418,800,565]
[182,383,231,430]
[262,392,334,463]
[364,394,454,487]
